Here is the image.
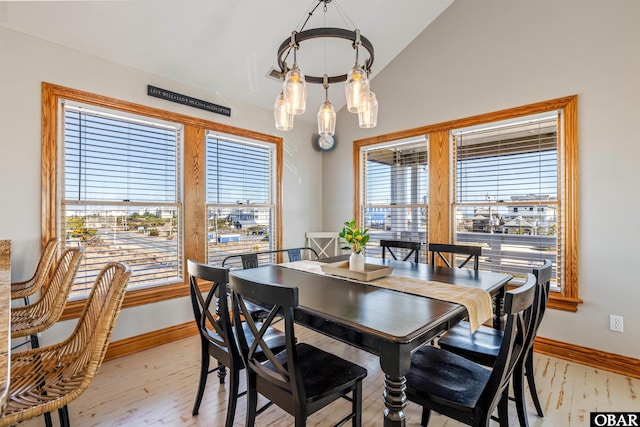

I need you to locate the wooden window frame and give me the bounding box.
[354,95,580,312]
[42,82,283,320]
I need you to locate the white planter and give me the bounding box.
[349,252,365,272]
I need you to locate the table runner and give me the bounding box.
[280,260,492,333]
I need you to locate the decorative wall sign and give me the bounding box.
[147,85,231,117]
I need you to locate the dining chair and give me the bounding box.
[429,242,482,270]
[405,273,537,427]
[380,239,421,263]
[436,260,553,426]
[187,260,286,426]
[231,276,368,427]
[221,247,319,269]
[285,246,319,262]
[10,237,59,304]
[11,247,83,349]
[221,248,320,322]
[0,262,131,427]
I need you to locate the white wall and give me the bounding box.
[323,0,640,358]
[0,27,320,344]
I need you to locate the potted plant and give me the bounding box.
[339,219,369,272]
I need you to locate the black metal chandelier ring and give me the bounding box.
[276,27,375,85]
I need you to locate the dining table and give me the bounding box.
[0,240,11,412]
[229,255,511,426]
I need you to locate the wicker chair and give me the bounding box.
[11,247,83,349]
[11,238,60,304]
[0,262,131,427]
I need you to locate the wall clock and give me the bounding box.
[317,134,336,152]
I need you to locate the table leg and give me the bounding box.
[383,374,407,426]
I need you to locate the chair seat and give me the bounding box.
[406,345,490,413]
[264,343,367,404]
[437,321,502,366]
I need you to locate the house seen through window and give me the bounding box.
[62,102,182,296]
[205,133,276,268]
[452,112,561,289]
[359,137,429,263]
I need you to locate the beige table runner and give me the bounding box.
[280,260,492,333]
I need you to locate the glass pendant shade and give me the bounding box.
[358,91,378,128]
[345,66,370,113]
[283,63,307,115]
[317,99,336,137]
[274,92,294,131]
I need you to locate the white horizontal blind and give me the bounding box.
[360,138,428,262]
[205,133,275,268]
[62,104,182,296]
[453,113,560,285]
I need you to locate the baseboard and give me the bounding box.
[104,323,640,379]
[104,321,198,361]
[534,336,640,379]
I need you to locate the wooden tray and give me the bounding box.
[320,261,392,282]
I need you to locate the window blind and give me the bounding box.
[62,104,182,295]
[360,137,428,261]
[205,133,275,267]
[453,114,560,285]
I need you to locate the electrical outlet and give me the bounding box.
[609,315,624,333]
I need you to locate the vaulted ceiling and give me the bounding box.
[0,0,453,123]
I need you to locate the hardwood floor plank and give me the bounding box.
[13,326,639,426]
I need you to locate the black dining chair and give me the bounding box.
[231,276,368,427]
[221,247,319,269]
[405,273,537,427]
[429,242,482,270]
[221,248,319,321]
[380,239,421,263]
[187,260,286,426]
[437,260,553,426]
[285,246,319,262]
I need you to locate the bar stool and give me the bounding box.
[11,238,59,304]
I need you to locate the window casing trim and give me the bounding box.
[42,82,283,320]
[353,95,580,312]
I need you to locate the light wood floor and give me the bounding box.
[16,326,639,426]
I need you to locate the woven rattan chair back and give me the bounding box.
[11,247,83,347]
[10,238,60,301]
[1,262,131,427]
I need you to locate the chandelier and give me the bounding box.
[273,0,378,136]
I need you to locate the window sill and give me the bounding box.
[548,292,582,312]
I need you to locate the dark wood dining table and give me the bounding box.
[229,256,511,426]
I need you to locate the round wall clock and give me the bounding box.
[317,134,336,152]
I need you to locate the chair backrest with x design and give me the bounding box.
[231,275,367,426]
[429,243,482,270]
[380,240,421,263]
[476,273,537,417]
[188,260,237,368]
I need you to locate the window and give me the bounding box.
[358,137,429,262]
[62,103,182,297]
[353,95,579,311]
[42,82,283,317]
[206,133,276,267]
[452,113,560,288]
